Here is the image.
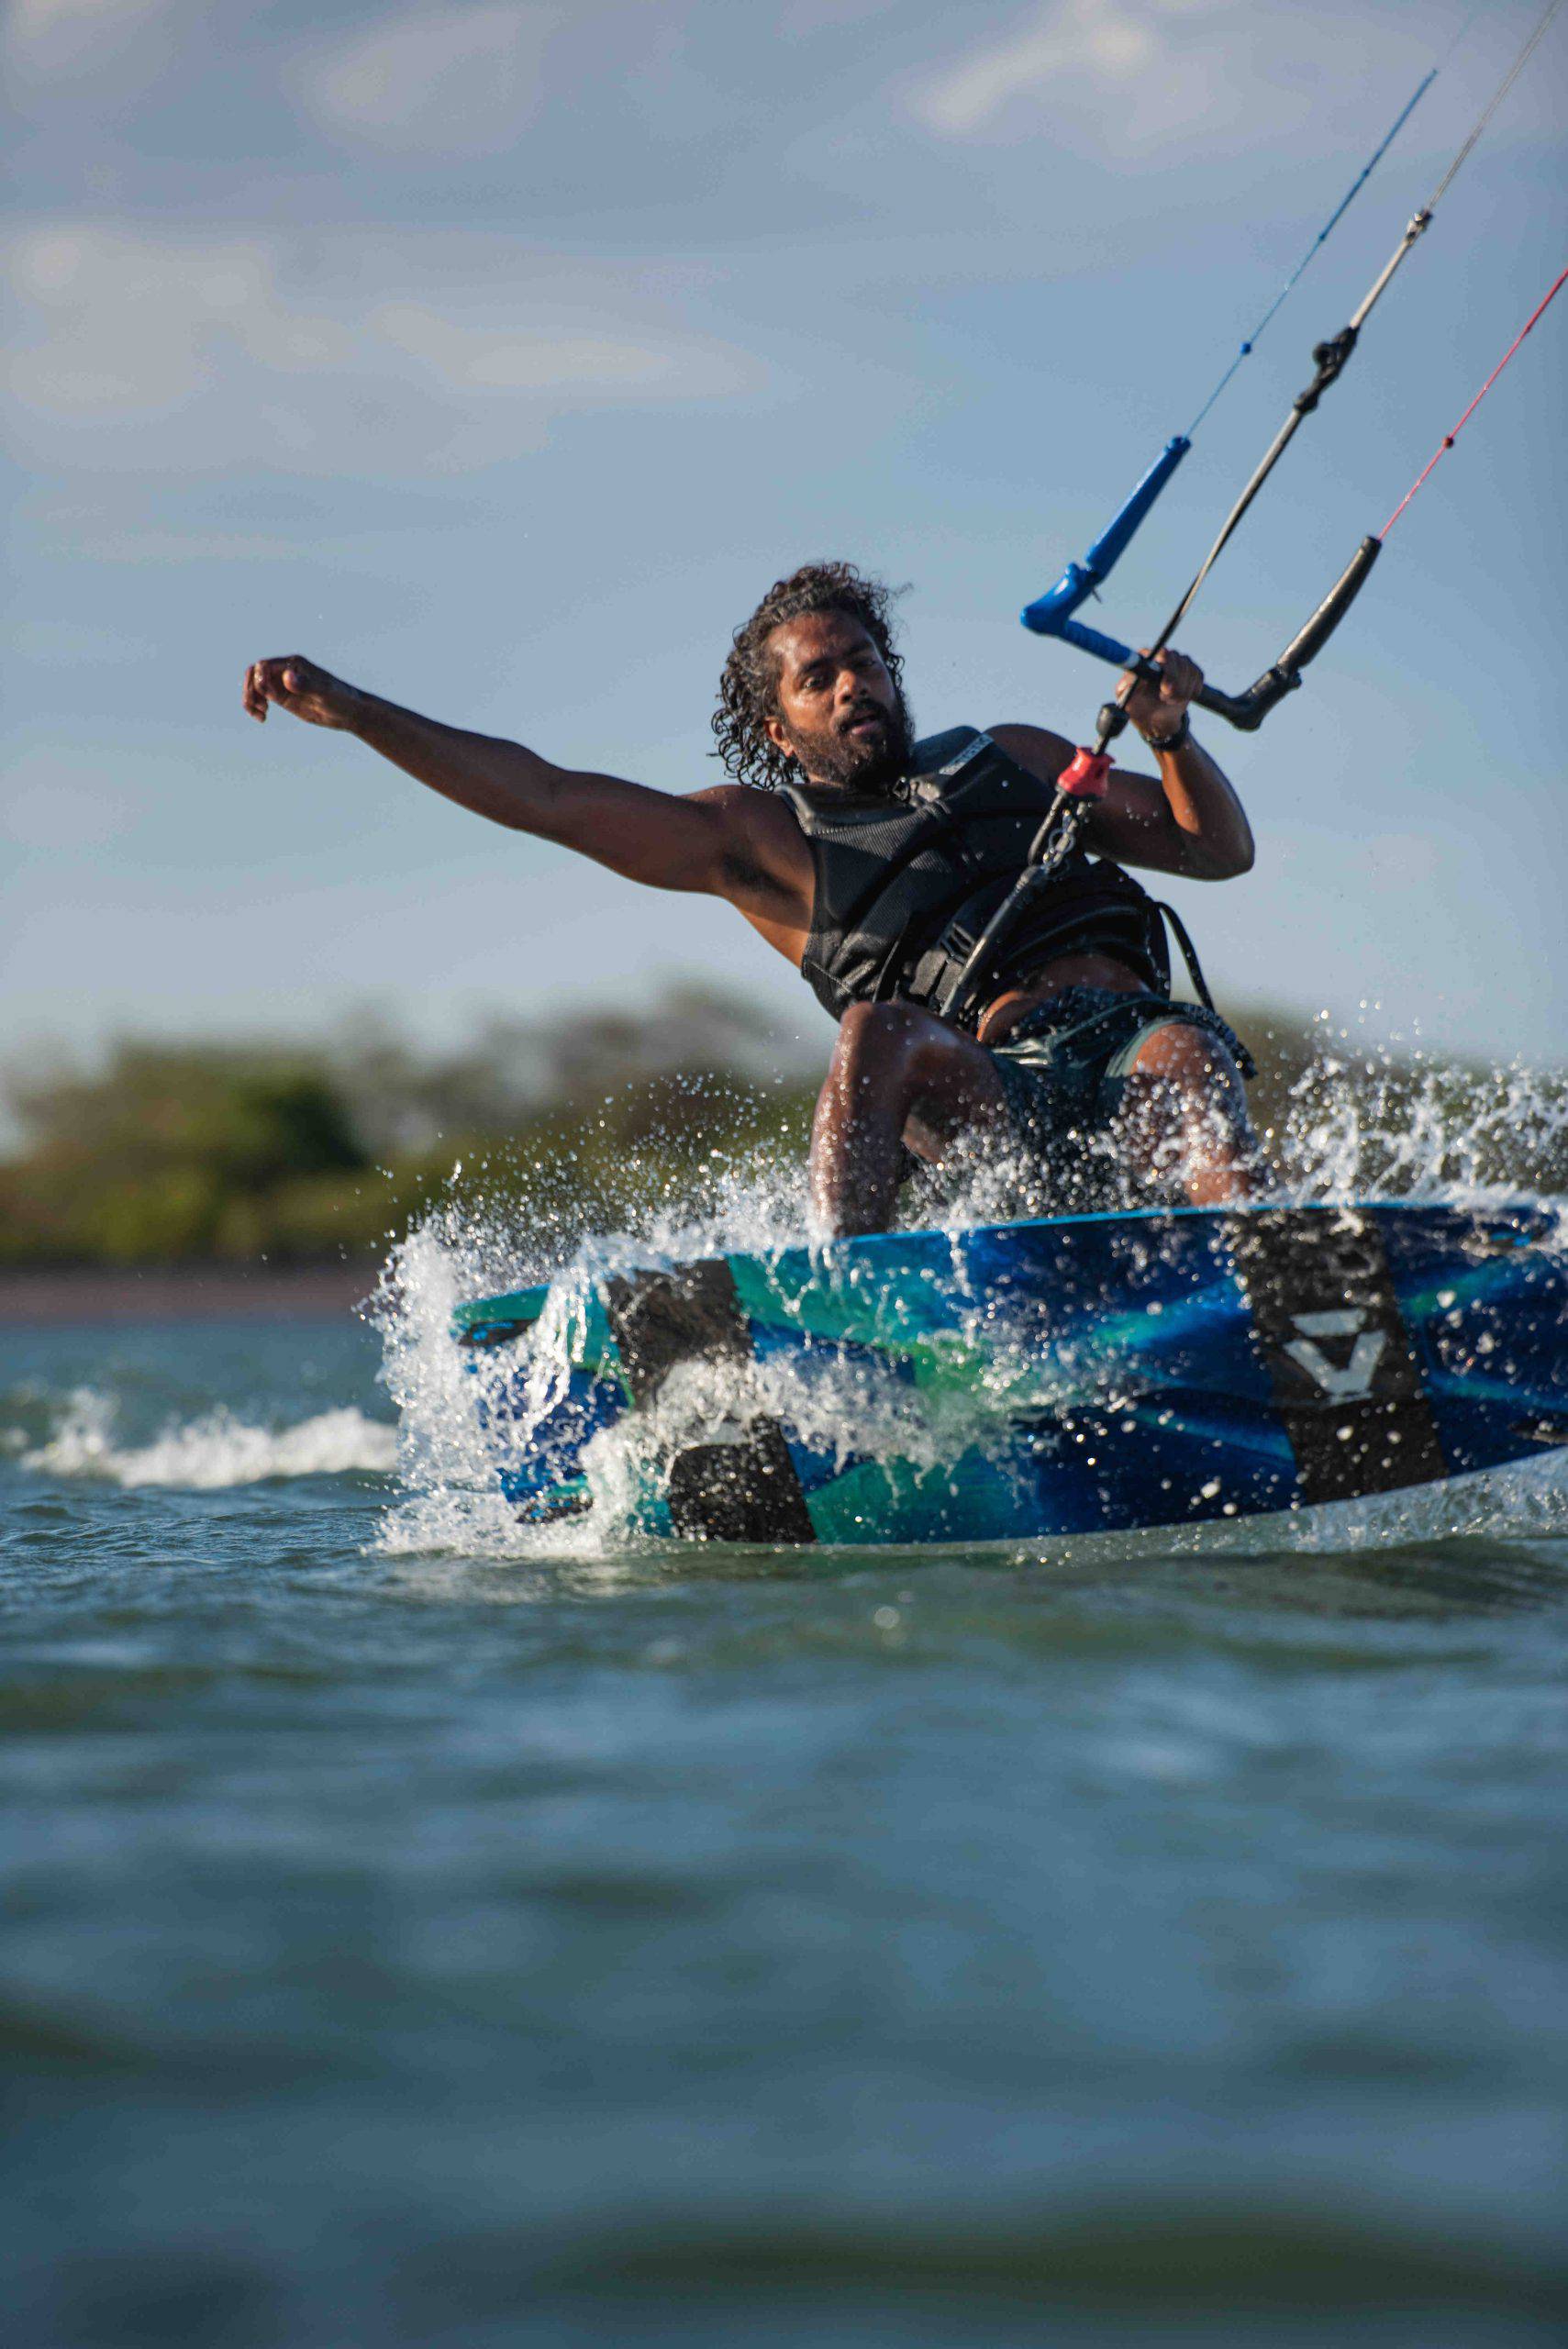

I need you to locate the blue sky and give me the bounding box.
[5,0,1565,1081]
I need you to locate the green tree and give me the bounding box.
[1,1045,368,1264]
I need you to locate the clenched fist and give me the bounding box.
[242,655,361,729]
[1118,646,1202,746]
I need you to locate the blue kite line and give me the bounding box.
[1183,68,1436,440]
[1019,61,1439,648]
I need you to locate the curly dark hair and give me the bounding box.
[711,560,906,790]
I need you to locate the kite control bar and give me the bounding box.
[949,257,1567,1022]
[1026,249,1567,736]
[946,14,1566,1028]
[942,527,1383,1019]
[1031,531,1384,734]
[1017,1,1562,733]
[1016,46,1440,682]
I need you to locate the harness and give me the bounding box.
[781,728,1216,1035]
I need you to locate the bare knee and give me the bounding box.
[833,1001,930,1063]
[1118,1029,1244,1147]
[828,1002,949,1091]
[821,999,1004,1156]
[1129,1022,1243,1108]
[1118,1021,1265,1203]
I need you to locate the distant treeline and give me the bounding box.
[2,987,1560,1269]
[0,987,817,1270]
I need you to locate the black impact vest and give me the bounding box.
[782,726,1209,1032]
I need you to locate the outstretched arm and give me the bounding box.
[992,648,1254,882]
[242,654,739,894]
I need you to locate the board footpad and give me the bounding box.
[1228,1208,1447,1504]
[604,1260,816,1544]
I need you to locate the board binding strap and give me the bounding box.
[451,1201,1568,1549]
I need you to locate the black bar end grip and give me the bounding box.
[1233,534,1384,728]
[1220,667,1300,731]
[1196,678,1275,730]
[1275,535,1381,672]
[1197,537,1385,732]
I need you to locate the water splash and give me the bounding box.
[1264,1011,1568,1207]
[375,1029,1568,1564]
[373,1136,817,1560]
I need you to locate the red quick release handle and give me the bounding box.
[1058,746,1112,798]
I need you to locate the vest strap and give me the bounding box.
[1149,899,1214,1010]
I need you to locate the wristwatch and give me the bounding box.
[1144,709,1191,752]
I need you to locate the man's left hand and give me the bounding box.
[1118,647,1202,745]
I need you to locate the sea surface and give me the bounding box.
[4,1285,1566,2349]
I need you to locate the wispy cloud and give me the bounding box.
[903,0,1358,161]
[295,2,561,155]
[5,0,172,77]
[4,221,768,478]
[912,0,1157,136]
[370,300,728,395]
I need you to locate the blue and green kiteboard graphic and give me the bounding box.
[451,1200,1568,1546]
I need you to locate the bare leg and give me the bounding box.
[1112,1022,1271,1206]
[810,1003,1009,1237]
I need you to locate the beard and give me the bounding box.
[782,689,915,795]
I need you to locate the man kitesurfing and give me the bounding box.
[244,561,1263,1235]
[239,6,1568,1244]
[247,9,1562,1556]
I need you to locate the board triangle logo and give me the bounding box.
[1282,1308,1387,1401]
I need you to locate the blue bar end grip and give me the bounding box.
[1020,436,1190,636]
[1020,561,1095,635]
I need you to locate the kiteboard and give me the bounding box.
[450,1200,1568,1547]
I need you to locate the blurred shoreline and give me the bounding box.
[0,1264,373,1326]
[5,999,1562,1307]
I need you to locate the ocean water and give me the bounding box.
[5,1300,1566,2349]
[5,1041,1568,2349]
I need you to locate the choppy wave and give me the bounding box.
[17,1387,396,1488]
